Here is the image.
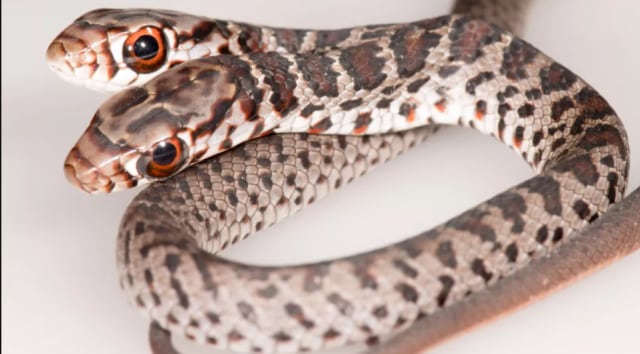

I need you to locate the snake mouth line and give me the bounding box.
[64,148,139,194]
[63,150,115,193]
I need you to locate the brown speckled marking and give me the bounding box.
[520,176,563,215]
[573,200,591,220]
[395,283,419,303]
[177,21,217,45]
[340,98,363,111]
[576,87,614,119]
[540,63,578,94]
[487,192,526,233]
[390,25,441,77]
[606,172,620,203]
[513,126,524,148]
[505,243,519,262]
[308,116,333,134]
[536,226,549,243]
[579,125,627,159]
[448,17,501,63]
[436,241,458,268]
[517,103,534,118]
[315,28,351,48]
[436,275,455,306]
[109,87,149,117]
[466,71,495,95]
[323,328,341,340]
[327,293,354,316]
[285,302,315,329]
[407,76,431,93]
[250,52,298,115]
[354,112,372,134]
[554,154,600,186]
[399,102,417,122]
[339,42,387,91]
[475,100,487,120]
[272,28,306,52]
[256,284,278,299]
[501,38,537,80]
[392,258,419,278]
[446,209,496,244]
[296,54,340,97]
[236,25,263,53]
[196,98,235,137]
[376,98,393,109]
[438,65,460,78]
[300,104,325,118]
[552,228,564,243]
[471,258,493,282]
[532,131,543,146]
[551,96,575,121]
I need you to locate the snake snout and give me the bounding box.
[45,24,116,90]
[64,148,115,194]
[46,41,75,79]
[63,127,140,194]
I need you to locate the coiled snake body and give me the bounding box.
[47,2,634,353]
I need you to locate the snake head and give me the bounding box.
[64,57,270,193]
[45,8,230,91]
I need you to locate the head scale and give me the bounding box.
[64,56,268,193]
[45,8,229,91]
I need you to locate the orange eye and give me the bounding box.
[123,26,167,74]
[138,137,188,179]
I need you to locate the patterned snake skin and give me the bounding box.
[46,1,631,353]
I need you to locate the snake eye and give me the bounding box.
[123,26,167,74]
[138,137,188,179]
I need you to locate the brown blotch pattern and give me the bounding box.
[272,28,306,52]
[390,25,441,77]
[446,209,497,244]
[520,176,562,215]
[296,53,340,97]
[339,42,387,91]
[501,38,538,80]
[315,28,351,48]
[436,240,458,268]
[250,52,298,115]
[539,63,578,94]
[448,17,501,63]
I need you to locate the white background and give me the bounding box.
[2,1,639,353]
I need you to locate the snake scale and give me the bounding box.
[46,1,634,353]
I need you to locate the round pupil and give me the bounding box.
[152,142,177,165]
[133,35,159,59]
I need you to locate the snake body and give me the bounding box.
[47,3,632,353]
